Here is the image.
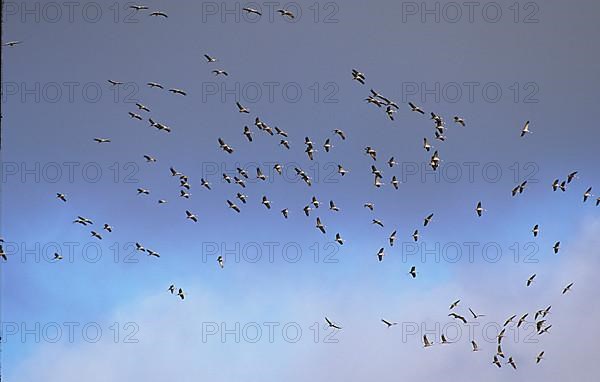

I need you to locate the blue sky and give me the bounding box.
[2,1,600,381]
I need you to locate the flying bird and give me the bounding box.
[262,196,271,209]
[149,11,168,17]
[316,218,326,234]
[242,7,262,16]
[56,193,67,202]
[325,317,341,330]
[562,282,574,294]
[277,9,295,19]
[236,102,249,113]
[186,210,198,222]
[168,88,187,96]
[409,266,417,278]
[204,54,217,63]
[381,319,397,328]
[520,120,531,137]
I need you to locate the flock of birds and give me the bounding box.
[2,3,598,374]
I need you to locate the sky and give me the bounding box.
[1,0,599,381]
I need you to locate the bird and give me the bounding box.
[204,54,217,63]
[168,88,187,96]
[553,241,560,254]
[107,80,124,86]
[552,179,567,192]
[93,138,111,143]
[274,127,288,137]
[281,209,289,219]
[303,205,312,216]
[507,357,517,369]
[503,315,517,327]
[423,213,434,227]
[449,300,460,310]
[326,200,339,212]
[532,224,539,237]
[177,288,185,300]
[323,139,333,152]
[520,121,531,137]
[454,116,466,126]
[279,140,290,149]
[408,266,417,278]
[471,340,479,352]
[3,41,22,47]
[170,167,182,177]
[351,69,365,84]
[492,355,502,368]
[167,285,175,294]
[389,230,396,246]
[517,313,529,328]
[135,102,150,112]
[56,193,67,202]
[324,317,342,330]
[372,219,384,227]
[217,256,224,269]
[316,218,326,234]
[381,319,397,328]
[103,224,112,232]
[527,274,536,286]
[0,245,6,261]
[218,138,234,154]
[440,334,451,344]
[256,167,267,181]
[201,178,212,190]
[408,102,425,114]
[242,7,262,16]
[212,70,229,76]
[335,233,344,245]
[137,188,150,195]
[236,193,248,204]
[475,201,485,217]
[91,231,102,240]
[391,176,400,190]
[423,334,433,347]
[448,313,467,324]
[227,200,241,213]
[147,82,164,89]
[376,247,385,262]
[583,187,593,202]
[311,196,320,209]
[147,250,160,258]
[261,196,271,209]
[223,173,232,184]
[468,308,485,319]
[185,210,198,222]
[364,203,374,211]
[149,11,168,17]
[53,253,63,261]
[536,351,545,364]
[236,102,249,113]
[333,129,346,140]
[511,181,528,196]
[128,112,143,120]
[130,5,149,11]
[277,9,295,19]
[412,230,419,242]
[135,243,146,252]
[562,282,574,294]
